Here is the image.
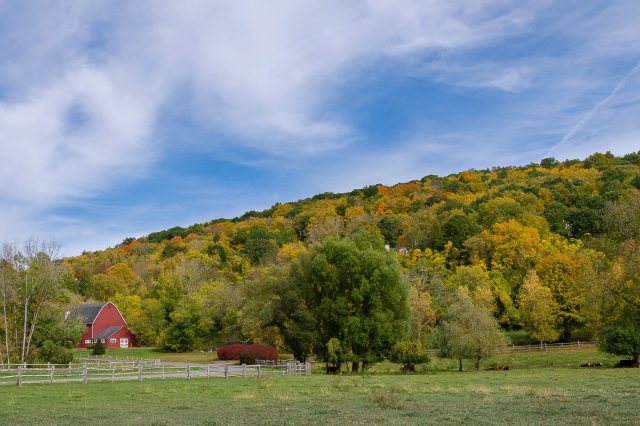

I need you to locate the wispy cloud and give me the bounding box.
[548,61,640,157]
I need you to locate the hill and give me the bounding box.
[59,151,640,352]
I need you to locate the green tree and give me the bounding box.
[603,192,640,241]
[285,231,409,371]
[161,298,201,352]
[377,216,404,248]
[439,214,478,249]
[598,324,640,366]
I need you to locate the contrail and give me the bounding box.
[547,61,640,157]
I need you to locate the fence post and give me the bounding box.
[257,365,261,379]
[83,364,88,384]
[162,364,165,379]
[138,363,143,381]
[577,340,580,349]
[207,365,210,379]
[511,344,515,352]
[187,363,191,380]
[16,365,23,386]
[224,364,228,379]
[50,365,55,383]
[242,363,246,378]
[111,368,115,382]
[544,342,547,351]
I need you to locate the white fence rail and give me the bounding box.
[76,356,161,369]
[0,360,312,386]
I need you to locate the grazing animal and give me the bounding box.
[486,365,512,371]
[580,362,603,368]
[615,359,639,368]
[326,365,340,374]
[401,363,416,373]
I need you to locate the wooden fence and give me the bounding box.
[76,356,161,369]
[0,360,312,386]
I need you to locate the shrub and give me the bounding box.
[217,344,278,362]
[92,339,107,356]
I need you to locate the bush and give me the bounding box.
[217,344,278,362]
[39,340,74,364]
[92,339,107,356]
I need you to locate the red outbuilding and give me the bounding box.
[69,302,137,349]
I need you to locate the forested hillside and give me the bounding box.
[4,151,640,364]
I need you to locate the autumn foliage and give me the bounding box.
[53,150,640,358]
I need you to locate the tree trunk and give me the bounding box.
[352,361,359,373]
[458,358,462,372]
[2,283,10,365]
[24,297,46,362]
[20,274,29,364]
[475,357,482,371]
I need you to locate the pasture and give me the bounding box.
[2,348,639,425]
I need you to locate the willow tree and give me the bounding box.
[277,231,409,371]
[435,289,509,371]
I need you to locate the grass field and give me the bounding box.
[3,349,639,425]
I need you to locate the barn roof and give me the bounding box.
[94,326,124,340]
[69,302,109,324]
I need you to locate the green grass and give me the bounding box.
[378,346,618,373]
[3,348,639,425]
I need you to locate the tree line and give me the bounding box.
[2,151,640,367]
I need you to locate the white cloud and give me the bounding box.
[0,66,157,204]
[0,1,545,203]
[1,0,640,253]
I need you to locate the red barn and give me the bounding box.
[69,302,137,349]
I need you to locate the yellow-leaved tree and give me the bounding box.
[518,271,559,343]
[408,286,437,346]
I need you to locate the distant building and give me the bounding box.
[68,302,137,349]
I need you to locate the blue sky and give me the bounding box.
[1,1,639,255]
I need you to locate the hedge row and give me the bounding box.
[217,344,278,363]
